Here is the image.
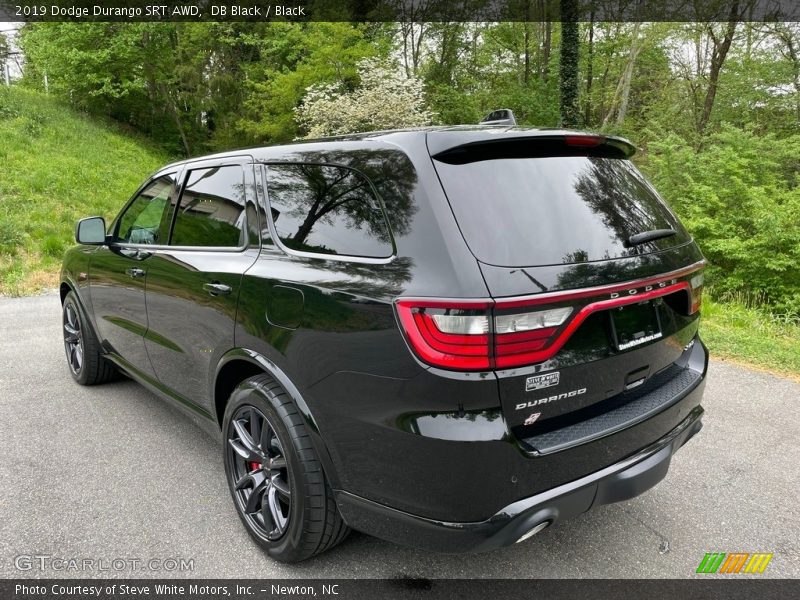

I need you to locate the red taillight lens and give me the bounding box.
[493,306,572,368]
[396,300,491,370]
[395,301,570,371]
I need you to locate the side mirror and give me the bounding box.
[75,216,107,245]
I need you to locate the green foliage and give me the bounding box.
[644,125,800,314]
[40,235,64,258]
[19,22,392,154]
[0,86,169,295]
[0,218,26,255]
[0,87,20,120]
[236,23,389,144]
[8,18,800,372]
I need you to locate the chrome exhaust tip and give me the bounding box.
[515,520,551,543]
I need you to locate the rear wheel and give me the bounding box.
[223,375,349,562]
[62,291,117,385]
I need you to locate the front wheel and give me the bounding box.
[62,291,118,385]
[222,375,349,562]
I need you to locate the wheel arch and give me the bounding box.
[213,349,342,489]
[60,281,72,304]
[59,277,102,344]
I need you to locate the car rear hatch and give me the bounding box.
[425,130,706,449]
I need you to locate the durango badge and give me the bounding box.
[516,388,587,410]
[525,371,560,392]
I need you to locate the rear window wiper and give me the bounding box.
[625,228,676,247]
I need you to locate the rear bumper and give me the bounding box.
[335,402,703,553]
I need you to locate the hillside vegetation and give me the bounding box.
[0,87,169,295]
[0,86,796,379]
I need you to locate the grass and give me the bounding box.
[701,296,800,382]
[0,86,170,295]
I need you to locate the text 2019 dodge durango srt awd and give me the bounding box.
[60,127,707,562]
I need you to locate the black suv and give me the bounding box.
[60,127,707,562]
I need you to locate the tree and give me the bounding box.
[602,22,644,126]
[0,33,10,85]
[697,2,743,135]
[770,23,800,123]
[295,58,434,137]
[559,0,580,127]
[236,23,389,144]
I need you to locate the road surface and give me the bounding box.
[0,294,797,578]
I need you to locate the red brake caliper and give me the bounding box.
[249,461,261,472]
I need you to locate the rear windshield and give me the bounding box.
[433,156,689,267]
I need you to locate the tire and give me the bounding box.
[62,291,118,386]
[222,374,349,562]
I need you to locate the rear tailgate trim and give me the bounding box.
[494,260,704,308]
[519,362,703,455]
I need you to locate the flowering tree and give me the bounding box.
[296,58,435,137]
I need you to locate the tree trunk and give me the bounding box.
[584,12,595,125]
[697,3,741,136]
[602,22,642,127]
[161,84,191,156]
[559,0,580,127]
[542,18,552,81]
[615,22,643,125]
[401,22,411,78]
[777,26,800,123]
[524,19,531,85]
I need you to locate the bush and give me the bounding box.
[20,114,45,137]
[296,58,435,137]
[645,125,800,315]
[0,87,17,120]
[40,235,65,258]
[0,220,26,255]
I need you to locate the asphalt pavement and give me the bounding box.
[0,293,798,579]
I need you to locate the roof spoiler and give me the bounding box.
[431,134,637,165]
[480,109,517,126]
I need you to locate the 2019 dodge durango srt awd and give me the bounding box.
[60,127,707,562]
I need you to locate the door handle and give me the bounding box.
[203,282,232,297]
[126,267,145,279]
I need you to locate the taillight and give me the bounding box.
[395,300,491,370]
[395,301,571,371]
[689,272,704,314]
[395,263,704,372]
[493,306,572,369]
[494,307,572,333]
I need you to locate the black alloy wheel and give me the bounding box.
[222,375,349,562]
[63,302,84,376]
[227,406,292,541]
[61,291,118,385]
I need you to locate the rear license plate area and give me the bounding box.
[608,301,662,351]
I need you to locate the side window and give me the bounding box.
[265,163,393,258]
[171,166,246,248]
[114,174,176,245]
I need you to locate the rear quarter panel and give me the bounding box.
[232,139,504,513]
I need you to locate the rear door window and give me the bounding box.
[265,163,393,258]
[433,155,689,267]
[171,166,246,248]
